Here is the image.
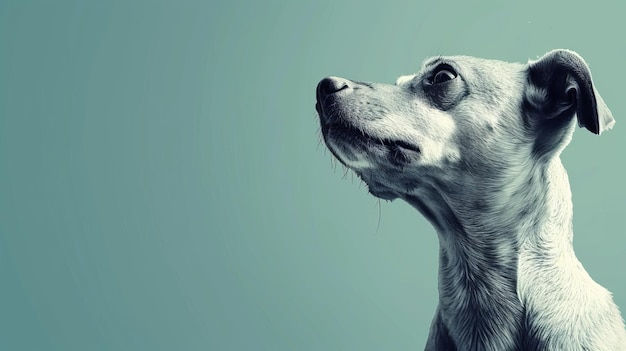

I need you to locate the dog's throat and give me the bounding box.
[401,170,554,349]
[438,236,525,349]
[415,159,581,349]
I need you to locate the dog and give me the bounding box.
[315,50,626,350]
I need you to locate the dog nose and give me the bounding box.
[316,76,352,101]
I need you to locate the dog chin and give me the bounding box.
[354,174,401,200]
[325,142,402,200]
[366,186,398,200]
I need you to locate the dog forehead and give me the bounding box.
[397,55,526,91]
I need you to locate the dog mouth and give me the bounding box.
[387,139,421,153]
[380,138,422,165]
[318,115,421,167]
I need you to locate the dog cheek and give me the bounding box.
[443,148,461,164]
[416,140,460,167]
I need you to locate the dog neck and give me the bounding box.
[403,157,585,349]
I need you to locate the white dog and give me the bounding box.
[315,50,626,350]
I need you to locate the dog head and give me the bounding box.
[316,50,613,227]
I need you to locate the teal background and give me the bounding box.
[1,1,625,350]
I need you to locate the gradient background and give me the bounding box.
[1,1,625,350]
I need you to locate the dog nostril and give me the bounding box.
[317,77,350,99]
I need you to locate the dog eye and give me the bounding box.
[431,66,457,84]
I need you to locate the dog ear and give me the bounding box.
[525,49,614,135]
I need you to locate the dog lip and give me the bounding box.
[321,120,420,155]
[388,140,421,153]
[315,96,336,120]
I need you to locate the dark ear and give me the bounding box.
[525,49,614,135]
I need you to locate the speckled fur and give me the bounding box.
[315,50,626,350]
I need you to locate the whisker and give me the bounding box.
[316,129,324,151]
[341,166,349,179]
